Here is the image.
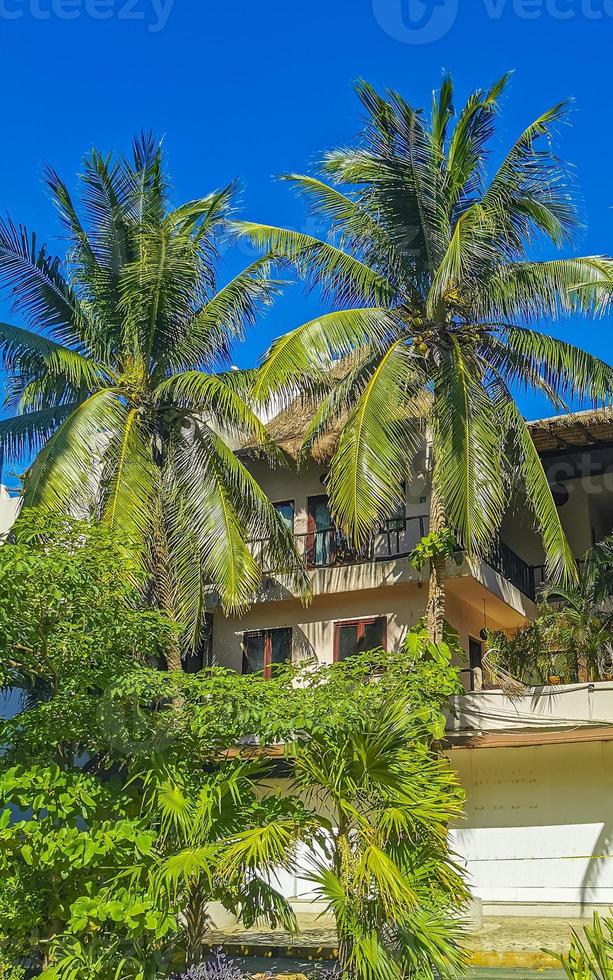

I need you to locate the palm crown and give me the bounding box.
[235,75,613,588]
[0,135,306,664]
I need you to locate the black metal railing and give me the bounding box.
[297,515,430,570]
[251,514,538,600]
[486,539,536,601]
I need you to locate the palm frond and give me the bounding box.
[0,217,87,347]
[166,256,281,372]
[0,321,108,390]
[99,407,158,555]
[433,338,507,555]
[22,389,126,515]
[502,397,577,585]
[479,257,613,322]
[230,221,395,306]
[326,340,425,545]
[502,324,613,403]
[154,371,271,446]
[481,101,576,251]
[0,404,78,459]
[253,308,400,402]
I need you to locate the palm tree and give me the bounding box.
[146,759,300,968]
[288,696,467,980]
[0,135,307,668]
[233,74,613,642]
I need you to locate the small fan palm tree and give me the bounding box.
[287,697,468,980]
[146,759,302,967]
[0,135,307,668]
[234,74,613,641]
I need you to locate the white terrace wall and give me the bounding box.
[449,738,613,916]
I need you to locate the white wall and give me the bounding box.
[449,739,613,915]
[0,486,20,537]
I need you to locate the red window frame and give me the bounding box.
[242,627,292,679]
[333,616,387,662]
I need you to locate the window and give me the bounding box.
[242,627,292,678]
[274,500,295,531]
[334,617,387,662]
[307,494,333,566]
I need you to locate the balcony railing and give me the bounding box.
[252,514,538,600]
[486,538,536,601]
[299,515,429,569]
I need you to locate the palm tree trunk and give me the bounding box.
[426,482,447,645]
[185,882,209,967]
[151,511,183,672]
[337,927,355,980]
[334,823,355,980]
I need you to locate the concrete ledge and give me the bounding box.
[207,942,563,971]
[468,951,560,969]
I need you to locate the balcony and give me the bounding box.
[253,515,538,601]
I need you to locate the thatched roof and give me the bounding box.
[256,395,348,463]
[245,401,613,464]
[528,407,613,454]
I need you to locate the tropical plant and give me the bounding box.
[0,956,25,980]
[539,537,613,680]
[234,73,613,641]
[0,134,307,668]
[547,911,613,980]
[0,509,173,766]
[144,759,305,969]
[287,696,467,980]
[487,536,613,684]
[0,512,466,977]
[222,631,467,980]
[0,765,170,974]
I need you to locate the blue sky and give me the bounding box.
[1,0,612,483]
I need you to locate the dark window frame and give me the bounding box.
[468,635,483,691]
[333,616,388,662]
[242,626,293,679]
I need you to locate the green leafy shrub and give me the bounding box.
[410,529,459,570]
[0,955,25,980]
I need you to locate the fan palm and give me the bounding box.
[145,759,301,967]
[233,74,613,641]
[287,697,468,980]
[0,135,307,668]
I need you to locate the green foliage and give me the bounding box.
[487,537,613,685]
[287,695,467,980]
[0,956,25,980]
[0,509,174,765]
[0,512,465,977]
[547,912,613,980]
[409,529,458,570]
[0,764,168,971]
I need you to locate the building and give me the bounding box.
[209,405,613,919]
[2,409,612,918]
